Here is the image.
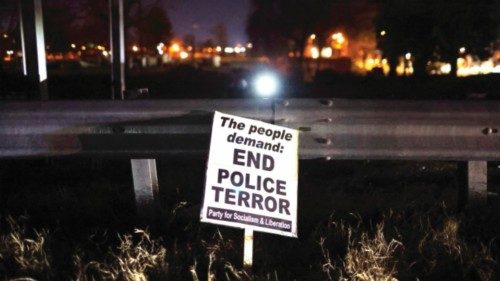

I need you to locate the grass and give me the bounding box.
[1,159,499,280]
[1,203,498,280]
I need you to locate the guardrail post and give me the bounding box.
[468,161,488,204]
[458,161,488,210]
[131,159,160,220]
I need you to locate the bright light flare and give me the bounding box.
[170,43,180,52]
[132,45,139,52]
[321,47,332,58]
[180,51,189,59]
[224,47,234,54]
[380,30,386,36]
[310,47,319,59]
[253,72,280,97]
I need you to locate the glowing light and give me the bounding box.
[224,47,234,54]
[216,46,222,52]
[320,47,332,58]
[97,45,105,51]
[157,43,164,55]
[6,50,14,55]
[170,43,180,52]
[380,30,386,36]
[3,34,8,38]
[70,43,76,49]
[459,47,466,54]
[331,32,345,44]
[234,45,246,54]
[254,72,280,97]
[132,45,139,52]
[246,43,253,48]
[310,47,319,59]
[405,52,411,60]
[180,51,189,59]
[309,34,316,40]
[187,46,193,51]
[102,50,109,57]
[440,63,451,74]
[81,46,86,51]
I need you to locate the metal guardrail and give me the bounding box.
[1,99,500,161]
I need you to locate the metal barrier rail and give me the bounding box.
[1,99,500,161]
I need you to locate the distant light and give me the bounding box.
[6,50,14,55]
[331,32,345,44]
[320,47,332,58]
[459,47,466,54]
[309,34,316,40]
[81,46,86,51]
[216,46,222,52]
[254,72,280,97]
[97,45,105,51]
[170,43,180,52]
[187,46,193,51]
[440,63,451,74]
[157,43,164,55]
[3,33,8,38]
[70,43,76,49]
[235,46,246,54]
[102,50,109,57]
[246,43,253,48]
[180,51,189,59]
[224,47,234,54]
[311,47,319,59]
[380,30,386,36]
[405,52,411,60]
[132,45,139,52]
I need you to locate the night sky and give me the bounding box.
[164,0,251,45]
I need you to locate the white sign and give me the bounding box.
[200,111,299,237]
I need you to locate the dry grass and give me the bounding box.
[1,205,498,280]
[0,216,51,279]
[73,229,168,281]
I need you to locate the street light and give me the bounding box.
[253,72,280,97]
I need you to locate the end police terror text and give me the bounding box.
[211,149,291,215]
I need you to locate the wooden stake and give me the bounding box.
[243,228,254,273]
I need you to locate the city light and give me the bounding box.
[3,33,8,38]
[380,30,386,36]
[309,34,316,40]
[157,43,164,55]
[321,47,332,58]
[216,46,222,52]
[405,52,411,60]
[331,32,345,44]
[459,47,466,54]
[180,51,189,59]
[102,50,109,57]
[70,43,76,49]
[170,43,180,52]
[310,47,319,59]
[224,47,234,54]
[246,43,253,49]
[132,45,139,52]
[81,46,86,51]
[253,72,280,97]
[234,45,246,53]
[6,50,14,55]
